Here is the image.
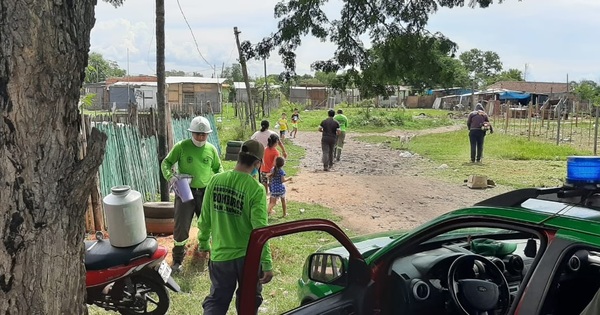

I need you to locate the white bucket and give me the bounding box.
[103,185,147,247]
[173,174,194,203]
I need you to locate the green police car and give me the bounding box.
[238,156,600,315]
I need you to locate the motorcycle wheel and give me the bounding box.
[118,276,170,315]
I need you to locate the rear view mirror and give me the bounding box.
[308,253,346,284]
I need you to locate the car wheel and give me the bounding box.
[300,298,314,306]
[143,201,175,219]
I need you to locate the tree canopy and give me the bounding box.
[242,0,512,95]
[573,80,600,105]
[487,68,524,86]
[220,63,244,83]
[459,48,503,86]
[84,52,126,83]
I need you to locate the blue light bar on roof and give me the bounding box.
[566,156,600,184]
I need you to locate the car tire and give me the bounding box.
[226,146,241,155]
[225,153,239,161]
[227,140,244,148]
[300,299,314,306]
[143,202,175,219]
[145,218,175,235]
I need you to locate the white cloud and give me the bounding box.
[92,0,600,82]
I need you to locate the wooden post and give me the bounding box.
[128,101,138,127]
[557,97,562,145]
[234,27,256,131]
[528,101,532,141]
[80,114,95,233]
[504,106,510,134]
[156,0,169,202]
[264,58,269,117]
[594,107,600,155]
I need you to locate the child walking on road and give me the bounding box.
[268,157,292,217]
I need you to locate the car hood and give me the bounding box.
[317,230,407,259]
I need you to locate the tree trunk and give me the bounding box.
[0,1,106,314]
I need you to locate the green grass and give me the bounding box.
[356,131,593,188]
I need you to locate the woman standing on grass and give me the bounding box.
[467,103,493,163]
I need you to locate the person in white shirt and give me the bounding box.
[251,120,288,158]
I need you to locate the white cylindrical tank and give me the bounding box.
[103,185,147,247]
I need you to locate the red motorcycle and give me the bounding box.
[85,232,180,314]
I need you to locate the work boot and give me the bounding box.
[171,262,182,274]
[172,245,186,268]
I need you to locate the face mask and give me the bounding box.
[192,139,206,147]
[250,167,259,177]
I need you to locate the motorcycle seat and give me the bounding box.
[85,237,159,271]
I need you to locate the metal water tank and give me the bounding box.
[103,185,147,247]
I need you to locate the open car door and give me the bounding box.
[239,219,373,315]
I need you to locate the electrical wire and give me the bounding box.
[146,31,156,73]
[176,0,215,71]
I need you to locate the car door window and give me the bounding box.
[382,223,544,315]
[238,219,371,315]
[540,246,600,315]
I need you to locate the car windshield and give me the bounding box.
[427,227,518,243]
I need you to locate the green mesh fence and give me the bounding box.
[96,114,220,201]
[96,123,161,201]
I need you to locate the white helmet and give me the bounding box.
[188,116,213,133]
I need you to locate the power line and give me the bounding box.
[146,31,156,73]
[176,0,215,71]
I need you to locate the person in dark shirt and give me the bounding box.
[319,109,341,171]
[466,103,493,163]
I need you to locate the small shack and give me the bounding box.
[167,77,225,114]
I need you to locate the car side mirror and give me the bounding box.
[308,253,346,285]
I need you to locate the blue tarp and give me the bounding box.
[499,91,531,105]
[499,91,531,100]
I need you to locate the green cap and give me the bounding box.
[240,139,264,161]
[470,238,517,257]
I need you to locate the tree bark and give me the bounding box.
[0,1,106,314]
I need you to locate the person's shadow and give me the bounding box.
[462,162,484,166]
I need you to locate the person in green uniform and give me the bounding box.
[334,109,349,161]
[197,139,274,314]
[161,116,223,272]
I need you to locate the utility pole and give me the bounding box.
[234,26,256,131]
[264,58,269,117]
[156,0,169,201]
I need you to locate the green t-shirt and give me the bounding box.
[334,114,349,132]
[161,139,223,188]
[197,170,273,271]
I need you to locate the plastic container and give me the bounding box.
[173,174,194,203]
[566,156,600,184]
[103,185,147,247]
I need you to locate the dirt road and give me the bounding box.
[286,126,509,234]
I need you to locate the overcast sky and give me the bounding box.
[91,0,599,83]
